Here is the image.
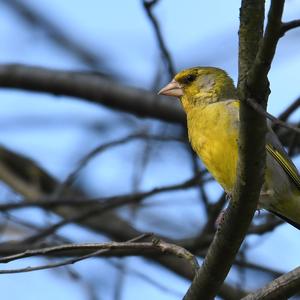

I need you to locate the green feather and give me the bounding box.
[266,143,300,191]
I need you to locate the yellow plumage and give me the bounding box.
[159,66,300,229]
[187,100,239,193]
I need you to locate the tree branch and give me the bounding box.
[143,0,175,78]
[280,19,300,37]
[247,0,285,101]
[2,0,106,69]
[0,237,199,273]
[0,64,185,124]
[246,98,300,134]
[20,176,202,244]
[183,0,286,298]
[59,132,185,191]
[277,96,300,121]
[242,266,300,299]
[0,146,246,299]
[0,174,201,213]
[0,63,299,156]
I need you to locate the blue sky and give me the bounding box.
[1,1,300,299]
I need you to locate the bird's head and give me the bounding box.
[158,67,237,111]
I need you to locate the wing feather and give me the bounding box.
[266,143,300,190]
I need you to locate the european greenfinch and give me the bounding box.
[159,67,300,229]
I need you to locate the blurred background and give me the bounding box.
[0,0,300,299]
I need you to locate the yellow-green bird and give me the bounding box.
[159,66,300,229]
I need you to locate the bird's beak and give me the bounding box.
[158,79,183,97]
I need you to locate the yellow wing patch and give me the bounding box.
[266,144,300,190]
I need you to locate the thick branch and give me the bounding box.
[242,266,300,299]
[183,0,283,298]
[0,63,298,155]
[0,64,184,124]
[247,0,285,102]
[280,19,300,37]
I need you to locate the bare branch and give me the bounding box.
[0,173,202,213]
[2,0,106,70]
[242,266,300,299]
[183,0,286,298]
[0,237,198,274]
[0,239,153,264]
[277,96,300,121]
[280,19,300,37]
[19,175,203,244]
[59,132,184,191]
[248,218,283,235]
[234,260,282,279]
[246,98,300,134]
[0,145,152,243]
[0,199,98,211]
[143,0,175,78]
[0,146,220,291]
[277,125,300,154]
[0,240,248,299]
[247,0,285,101]
[0,63,299,156]
[109,260,183,298]
[0,64,185,124]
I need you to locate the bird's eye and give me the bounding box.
[185,74,196,83]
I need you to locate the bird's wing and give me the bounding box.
[266,127,300,191]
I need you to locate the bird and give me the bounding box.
[158,66,300,229]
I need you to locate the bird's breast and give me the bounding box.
[186,101,239,193]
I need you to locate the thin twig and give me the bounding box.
[0,234,152,263]
[278,96,300,121]
[20,174,203,244]
[280,19,300,37]
[0,234,151,274]
[0,199,100,211]
[287,127,300,156]
[234,259,282,278]
[143,0,175,78]
[248,218,283,235]
[246,98,300,134]
[57,132,184,193]
[3,213,71,244]
[0,236,198,275]
[109,260,183,298]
